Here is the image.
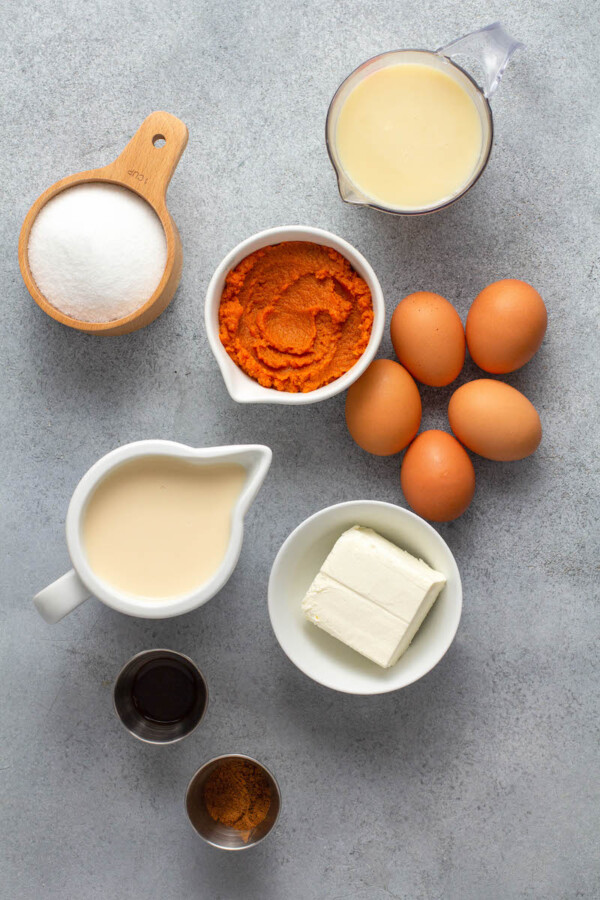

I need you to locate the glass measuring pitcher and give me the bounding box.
[326,22,524,216]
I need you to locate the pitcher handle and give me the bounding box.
[34,570,90,624]
[437,22,525,99]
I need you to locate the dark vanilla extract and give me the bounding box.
[131,658,199,724]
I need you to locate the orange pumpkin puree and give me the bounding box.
[218,241,374,393]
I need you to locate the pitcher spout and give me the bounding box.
[233,445,273,516]
[335,169,369,206]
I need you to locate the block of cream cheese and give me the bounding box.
[301,526,446,668]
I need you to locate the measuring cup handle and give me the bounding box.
[105,111,189,203]
[437,22,525,99]
[34,570,90,624]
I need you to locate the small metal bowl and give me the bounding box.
[185,754,281,850]
[113,649,208,744]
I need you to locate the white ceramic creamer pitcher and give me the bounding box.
[34,440,272,623]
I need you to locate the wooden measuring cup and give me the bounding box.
[18,111,189,335]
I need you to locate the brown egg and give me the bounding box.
[466,279,547,373]
[390,291,465,386]
[448,379,542,461]
[401,430,475,522]
[345,359,422,456]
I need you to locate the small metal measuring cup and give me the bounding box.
[186,754,281,850]
[113,649,208,745]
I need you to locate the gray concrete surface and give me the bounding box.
[1,1,598,898]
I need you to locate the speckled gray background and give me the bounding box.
[1,1,598,898]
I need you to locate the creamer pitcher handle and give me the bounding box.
[34,570,90,624]
[437,22,525,98]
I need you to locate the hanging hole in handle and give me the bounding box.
[153,134,166,148]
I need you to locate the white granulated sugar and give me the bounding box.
[28,183,168,323]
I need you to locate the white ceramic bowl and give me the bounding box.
[268,501,462,694]
[204,225,385,404]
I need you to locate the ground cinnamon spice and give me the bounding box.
[204,759,271,839]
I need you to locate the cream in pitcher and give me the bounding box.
[334,62,484,211]
[83,457,247,598]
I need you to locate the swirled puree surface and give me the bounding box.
[219,241,373,392]
[83,457,247,598]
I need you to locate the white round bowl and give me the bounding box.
[204,225,385,404]
[268,501,462,694]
